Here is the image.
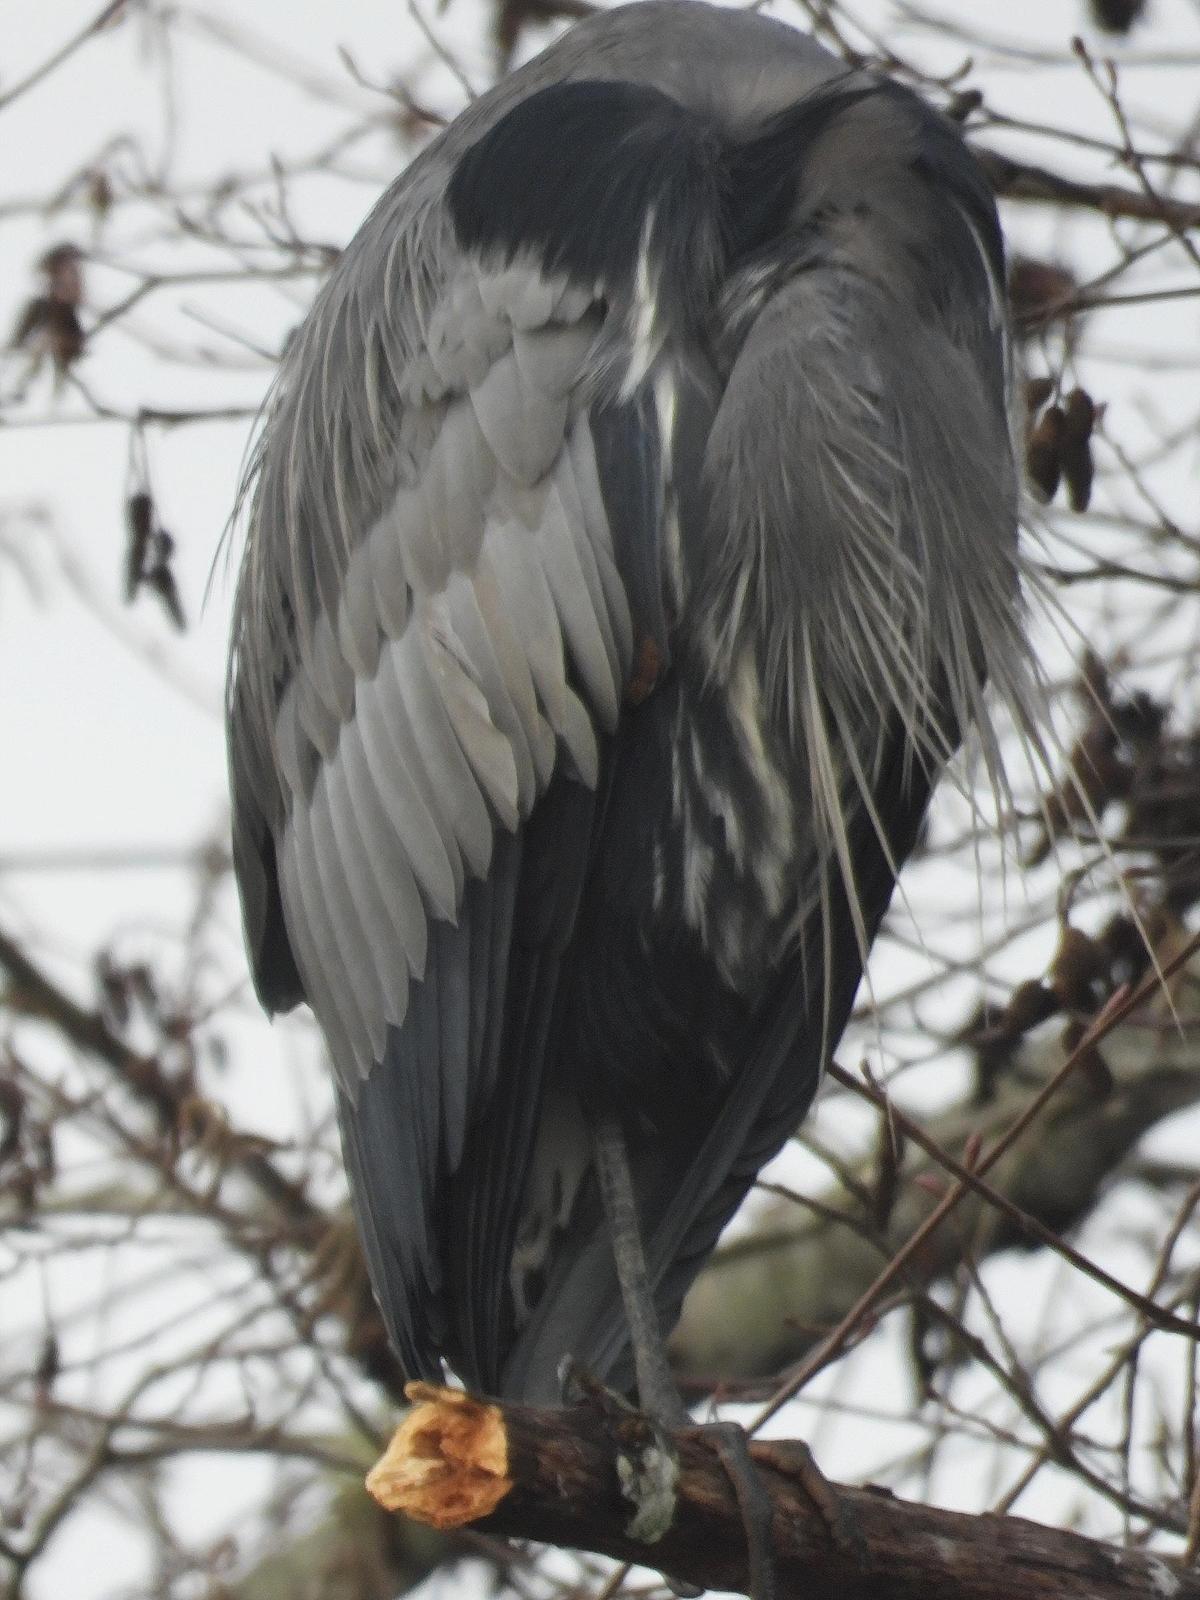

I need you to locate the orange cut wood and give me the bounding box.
[365,1383,513,1529]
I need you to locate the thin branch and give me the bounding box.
[0,1,127,114]
[0,921,316,1231]
[978,146,1200,230]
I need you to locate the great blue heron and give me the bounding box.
[228,0,1031,1468]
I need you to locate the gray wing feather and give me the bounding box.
[485,520,600,785]
[434,918,471,1168]
[371,672,468,908]
[427,283,506,391]
[307,611,356,722]
[477,266,560,328]
[335,541,383,679]
[467,562,558,787]
[513,321,599,399]
[338,753,422,1007]
[439,574,539,813]
[395,484,451,592]
[308,779,389,1052]
[366,505,413,639]
[564,422,636,668]
[425,622,523,832]
[286,795,377,1068]
[294,662,340,762]
[469,351,569,486]
[323,754,408,1023]
[275,835,352,1066]
[534,476,624,730]
[339,682,434,964]
[551,454,624,665]
[419,403,492,565]
[354,650,459,922]
[390,626,495,881]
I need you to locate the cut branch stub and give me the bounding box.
[366,1383,512,1529]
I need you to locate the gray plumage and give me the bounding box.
[227,0,1034,1401]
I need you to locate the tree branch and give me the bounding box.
[977,146,1200,232]
[673,1011,1200,1383]
[368,1386,1195,1600]
[0,921,316,1229]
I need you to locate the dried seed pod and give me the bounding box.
[1060,1018,1114,1098]
[87,169,113,221]
[1027,404,1066,500]
[1061,443,1093,512]
[1060,387,1097,511]
[1079,647,1111,707]
[124,494,187,629]
[145,561,187,631]
[33,1332,60,1408]
[1089,0,1148,35]
[38,242,84,308]
[1024,375,1055,414]
[0,1075,24,1167]
[12,298,84,374]
[1009,256,1078,327]
[1061,388,1096,442]
[1051,924,1109,1011]
[1001,978,1061,1037]
[125,492,155,601]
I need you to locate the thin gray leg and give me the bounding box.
[589,1109,776,1600]
[590,1108,688,1426]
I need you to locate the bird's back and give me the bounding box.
[227,1,1029,1401]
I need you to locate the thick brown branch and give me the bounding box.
[369,1387,1193,1599]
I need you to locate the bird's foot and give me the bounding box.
[691,1419,776,1600]
[753,1438,867,1566]
[560,1362,777,1599]
[559,1360,704,1594]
